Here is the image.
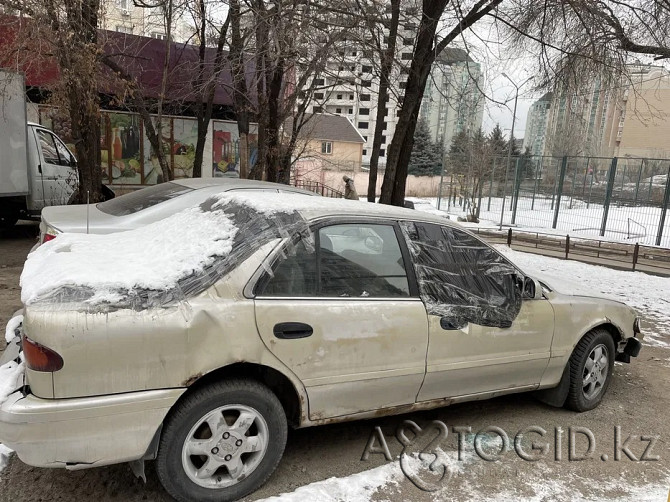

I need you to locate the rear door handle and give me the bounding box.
[273,322,313,339]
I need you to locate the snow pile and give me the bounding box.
[497,246,670,346]
[4,314,22,343]
[20,205,238,306]
[0,443,12,473]
[0,359,23,405]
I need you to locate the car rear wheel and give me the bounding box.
[565,329,615,412]
[156,379,287,502]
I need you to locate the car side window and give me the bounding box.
[257,223,410,298]
[318,224,410,297]
[36,130,61,165]
[256,239,317,297]
[54,136,75,167]
[401,221,521,327]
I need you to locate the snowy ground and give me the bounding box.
[411,196,670,248]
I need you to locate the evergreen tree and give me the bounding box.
[408,118,443,176]
[488,124,507,157]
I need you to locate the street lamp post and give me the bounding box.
[499,73,533,231]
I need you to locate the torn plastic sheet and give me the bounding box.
[400,221,522,328]
[21,195,311,312]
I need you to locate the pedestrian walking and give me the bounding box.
[343,175,359,200]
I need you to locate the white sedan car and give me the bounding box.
[38,178,316,243]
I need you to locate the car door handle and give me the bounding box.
[273,322,313,339]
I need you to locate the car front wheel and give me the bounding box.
[156,379,287,502]
[565,329,615,412]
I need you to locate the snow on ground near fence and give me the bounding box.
[423,196,670,247]
[497,246,670,347]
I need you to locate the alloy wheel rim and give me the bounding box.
[181,404,268,489]
[582,344,609,400]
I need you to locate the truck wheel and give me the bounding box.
[565,329,615,412]
[156,379,287,502]
[0,211,18,229]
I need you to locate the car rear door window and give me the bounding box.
[401,221,521,327]
[257,223,410,297]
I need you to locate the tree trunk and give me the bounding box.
[367,0,399,202]
[380,0,502,206]
[230,0,250,178]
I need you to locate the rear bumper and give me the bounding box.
[0,388,184,469]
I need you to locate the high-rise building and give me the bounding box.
[100,0,193,43]
[419,48,484,153]
[522,92,552,157]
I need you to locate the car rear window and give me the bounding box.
[97,182,193,216]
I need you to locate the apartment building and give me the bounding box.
[608,65,670,159]
[100,0,193,43]
[418,48,484,153]
[522,92,552,157]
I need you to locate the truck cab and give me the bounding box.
[0,123,78,228]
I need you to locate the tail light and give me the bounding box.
[22,336,64,372]
[42,233,56,243]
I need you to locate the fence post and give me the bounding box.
[437,161,445,210]
[600,157,618,237]
[488,159,495,211]
[655,165,670,246]
[565,234,570,260]
[552,156,568,229]
[531,157,541,210]
[632,242,639,271]
[569,165,577,209]
[511,157,522,224]
[507,228,512,246]
[633,159,643,205]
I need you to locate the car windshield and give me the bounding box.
[97,182,194,216]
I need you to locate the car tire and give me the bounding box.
[156,379,287,502]
[565,329,615,412]
[0,211,19,229]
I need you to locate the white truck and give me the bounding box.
[0,70,79,228]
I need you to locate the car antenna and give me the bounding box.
[86,190,90,234]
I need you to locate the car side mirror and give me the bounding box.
[523,277,543,300]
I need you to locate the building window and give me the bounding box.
[361,94,371,101]
[381,122,387,130]
[403,37,414,45]
[362,65,373,73]
[358,122,369,129]
[361,80,372,87]
[336,94,343,99]
[381,136,386,144]
[321,141,332,154]
[151,32,167,40]
[349,94,354,100]
[363,136,368,142]
[116,25,133,34]
[314,92,324,99]
[399,81,407,89]
[401,53,413,60]
[379,149,386,157]
[405,23,417,30]
[359,108,370,115]
[348,108,353,114]
[362,149,367,155]
[313,106,323,113]
[314,78,325,86]
[335,107,342,114]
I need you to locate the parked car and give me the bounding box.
[38,178,316,244]
[1,192,642,502]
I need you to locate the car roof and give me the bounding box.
[221,191,458,228]
[172,178,307,191]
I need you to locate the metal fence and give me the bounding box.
[437,155,670,248]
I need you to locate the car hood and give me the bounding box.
[41,204,121,234]
[534,271,629,306]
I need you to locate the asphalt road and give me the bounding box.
[0,223,669,501]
